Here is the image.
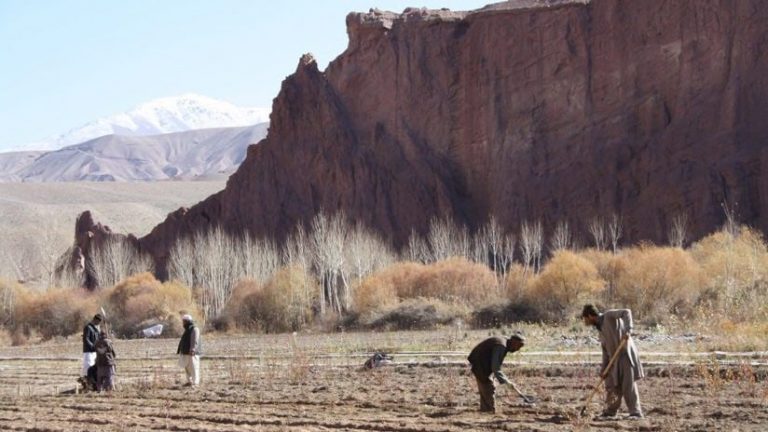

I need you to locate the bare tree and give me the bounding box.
[474,217,504,272]
[283,224,310,270]
[667,213,688,248]
[310,212,350,315]
[195,226,240,320]
[282,223,313,327]
[550,220,572,253]
[1,248,32,284]
[406,229,429,263]
[722,201,739,237]
[344,223,394,286]
[241,234,280,284]
[520,220,543,274]
[0,282,15,327]
[720,201,739,308]
[91,237,153,289]
[169,236,196,289]
[500,233,517,280]
[588,217,607,251]
[608,213,622,254]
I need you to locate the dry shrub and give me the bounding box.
[218,279,262,331]
[353,259,499,327]
[410,258,500,305]
[521,251,605,323]
[612,246,702,323]
[503,264,535,300]
[579,248,625,295]
[0,328,12,347]
[104,272,199,337]
[353,271,398,317]
[14,287,99,340]
[0,279,21,327]
[222,266,317,333]
[364,298,471,330]
[355,259,498,311]
[690,228,768,321]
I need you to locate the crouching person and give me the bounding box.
[177,314,201,387]
[467,334,525,413]
[95,330,116,392]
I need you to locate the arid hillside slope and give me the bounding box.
[77,0,768,276]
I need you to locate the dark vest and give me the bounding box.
[468,337,507,377]
[177,323,199,355]
[82,323,99,353]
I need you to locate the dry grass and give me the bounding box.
[352,258,498,329]
[105,272,200,337]
[354,258,499,322]
[690,227,768,322]
[521,251,605,323]
[14,286,99,340]
[610,246,703,323]
[220,266,317,333]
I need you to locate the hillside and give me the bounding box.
[74,0,768,277]
[0,124,268,182]
[0,181,225,285]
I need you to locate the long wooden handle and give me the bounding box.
[580,335,629,415]
[601,334,629,379]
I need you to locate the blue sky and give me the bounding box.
[0,1,489,150]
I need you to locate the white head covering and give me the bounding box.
[181,314,193,322]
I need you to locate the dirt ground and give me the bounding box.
[1,330,767,431]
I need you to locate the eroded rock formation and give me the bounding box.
[73,0,768,280]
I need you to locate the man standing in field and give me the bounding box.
[582,304,644,418]
[467,334,525,413]
[95,330,117,392]
[79,313,102,388]
[177,314,201,387]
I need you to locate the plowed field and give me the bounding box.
[1,330,766,431]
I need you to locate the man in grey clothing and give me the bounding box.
[582,304,644,418]
[467,334,525,412]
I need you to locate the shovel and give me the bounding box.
[578,334,629,417]
[509,381,537,405]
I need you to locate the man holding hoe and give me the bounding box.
[467,334,527,413]
[581,304,644,419]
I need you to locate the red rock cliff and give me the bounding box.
[78,0,768,277]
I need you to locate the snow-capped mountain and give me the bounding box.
[0,123,268,182]
[14,94,270,152]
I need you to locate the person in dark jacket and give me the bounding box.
[177,314,201,386]
[467,334,525,412]
[95,330,116,392]
[79,313,102,387]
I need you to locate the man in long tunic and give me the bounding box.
[177,314,201,386]
[79,313,102,388]
[582,304,644,418]
[467,334,525,412]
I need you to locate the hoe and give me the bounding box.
[578,334,629,417]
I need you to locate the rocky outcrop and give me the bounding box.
[76,0,768,279]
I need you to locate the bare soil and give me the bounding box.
[1,330,766,431]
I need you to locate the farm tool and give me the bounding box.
[509,381,537,405]
[100,306,109,334]
[578,334,629,417]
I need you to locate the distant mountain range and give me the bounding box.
[0,94,270,182]
[13,94,270,152]
[0,124,268,182]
